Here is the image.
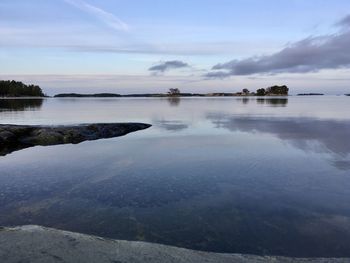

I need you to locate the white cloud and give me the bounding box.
[63,0,129,32]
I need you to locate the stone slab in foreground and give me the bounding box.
[0,226,347,263]
[0,123,151,156]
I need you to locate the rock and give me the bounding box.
[0,130,16,143]
[0,225,347,263]
[23,129,65,145]
[0,123,151,156]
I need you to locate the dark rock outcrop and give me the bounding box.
[0,123,151,156]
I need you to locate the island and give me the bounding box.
[297,93,324,96]
[0,80,45,97]
[54,93,122,98]
[54,85,290,98]
[0,123,151,156]
[0,80,290,98]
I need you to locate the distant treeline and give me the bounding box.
[297,93,324,96]
[54,93,122,98]
[0,80,44,97]
[54,93,207,98]
[54,85,291,98]
[256,85,289,96]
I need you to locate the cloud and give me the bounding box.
[336,14,350,28]
[204,70,232,79]
[206,14,350,78]
[149,60,190,73]
[63,0,129,32]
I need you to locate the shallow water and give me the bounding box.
[1,97,350,257]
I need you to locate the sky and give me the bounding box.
[1,0,350,95]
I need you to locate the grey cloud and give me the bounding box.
[149,61,190,73]
[333,160,350,170]
[206,15,350,78]
[204,70,233,79]
[336,14,350,28]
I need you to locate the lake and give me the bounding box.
[0,96,350,257]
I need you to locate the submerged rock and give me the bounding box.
[0,123,151,156]
[0,225,347,263]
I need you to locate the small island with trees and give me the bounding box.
[2,80,349,98]
[0,80,45,97]
[0,80,290,98]
[54,85,290,98]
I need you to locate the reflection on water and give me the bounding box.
[207,114,350,170]
[0,97,350,257]
[167,96,181,106]
[154,119,189,131]
[256,98,288,106]
[0,99,43,112]
[235,97,288,106]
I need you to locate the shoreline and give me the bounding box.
[0,225,347,263]
[1,94,349,99]
[53,92,288,98]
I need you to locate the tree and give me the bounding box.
[265,85,289,95]
[0,80,44,97]
[256,88,266,96]
[242,88,250,95]
[168,88,181,96]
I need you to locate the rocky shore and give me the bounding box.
[0,226,347,263]
[0,123,151,156]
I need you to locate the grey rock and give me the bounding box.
[0,226,347,263]
[0,123,151,156]
[0,130,16,142]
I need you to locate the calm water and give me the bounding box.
[1,97,350,257]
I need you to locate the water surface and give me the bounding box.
[1,97,350,257]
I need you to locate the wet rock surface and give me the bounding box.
[0,226,347,263]
[0,123,151,156]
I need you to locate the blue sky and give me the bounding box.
[1,0,350,94]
